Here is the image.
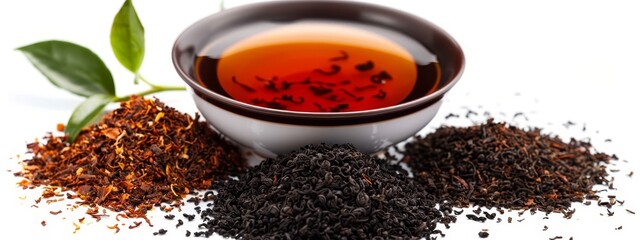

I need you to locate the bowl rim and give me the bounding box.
[172,0,465,125]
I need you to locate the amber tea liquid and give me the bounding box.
[195,20,441,112]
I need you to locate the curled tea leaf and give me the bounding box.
[111,0,145,74]
[17,40,116,97]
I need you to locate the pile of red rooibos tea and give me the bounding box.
[15,96,247,219]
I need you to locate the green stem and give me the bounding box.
[112,85,186,102]
[114,74,186,102]
[136,74,156,88]
[220,0,226,11]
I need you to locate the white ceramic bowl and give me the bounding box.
[172,0,464,157]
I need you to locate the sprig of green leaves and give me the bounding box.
[17,0,185,142]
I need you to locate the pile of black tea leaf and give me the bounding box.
[403,118,613,214]
[195,143,454,239]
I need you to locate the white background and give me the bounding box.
[1,0,639,239]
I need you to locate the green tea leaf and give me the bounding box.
[17,40,116,97]
[111,0,145,73]
[66,94,114,142]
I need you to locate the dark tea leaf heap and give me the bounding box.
[195,143,452,239]
[403,119,613,213]
[15,96,246,218]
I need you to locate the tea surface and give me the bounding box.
[195,20,440,112]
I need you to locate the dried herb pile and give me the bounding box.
[15,96,246,218]
[403,119,613,213]
[195,143,453,239]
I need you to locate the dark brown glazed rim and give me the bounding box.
[172,0,464,126]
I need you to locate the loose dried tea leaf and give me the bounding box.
[153,228,168,235]
[404,119,614,213]
[196,143,453,239]
[16,96,246,219]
